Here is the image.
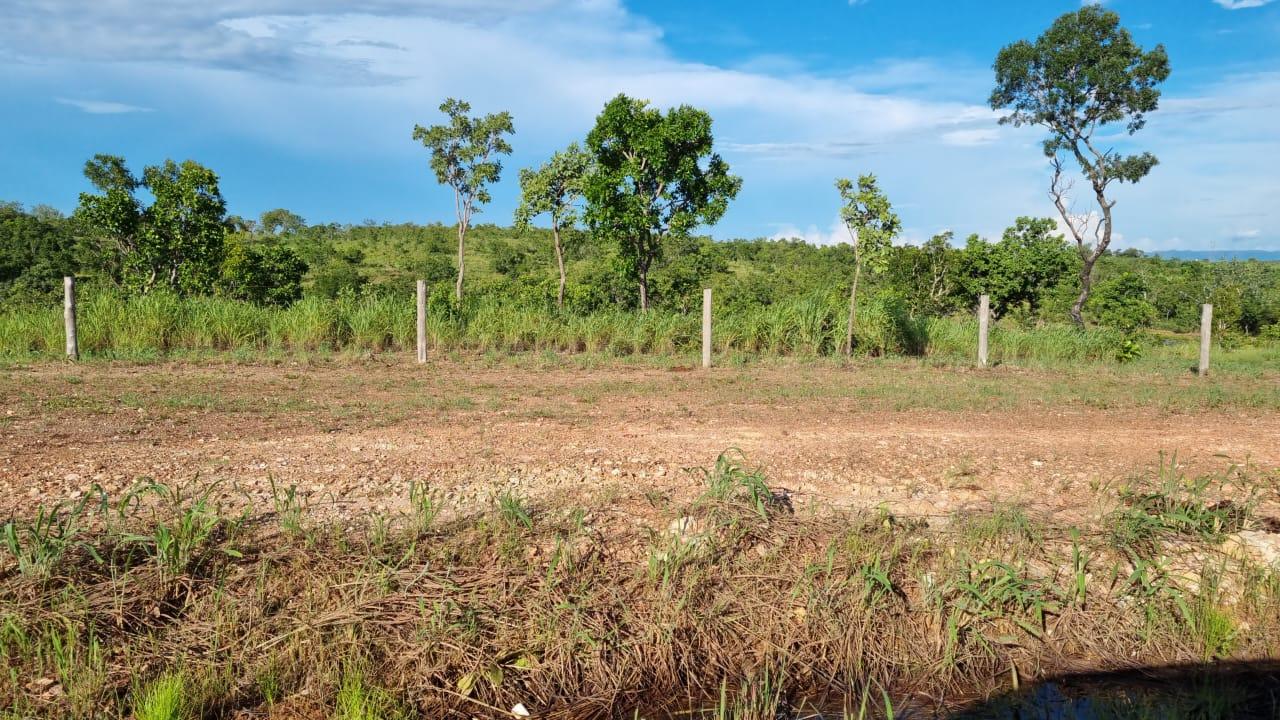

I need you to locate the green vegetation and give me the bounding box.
[584,93,741,310]
[1,456,1276,718]
[992,4,1171,324]
[2,9,1277,363]
[412,98,515,302]
[4,202,1277,364]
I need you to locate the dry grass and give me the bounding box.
[2,455,1278,719]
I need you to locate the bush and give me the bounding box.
[218,237,307,307]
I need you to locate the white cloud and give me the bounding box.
[1213,0,1276,8]
[55,98,153,114]
[940,128,1000,146]
[2,0,1278,251]
[770,218,852,247]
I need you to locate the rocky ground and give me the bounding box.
[3,358,1277,528]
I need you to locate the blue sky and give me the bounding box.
[1,0,1278,251]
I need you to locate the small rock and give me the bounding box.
[1223,530,1280,569]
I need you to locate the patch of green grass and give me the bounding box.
[334,667,405,720]
[132,673,189,720]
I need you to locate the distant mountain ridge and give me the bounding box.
[1153,250,1280,261]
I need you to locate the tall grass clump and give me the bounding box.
[924,316,1127,363]
[0,304,61,356]
[131,673,190,720]
[271,296,343,351]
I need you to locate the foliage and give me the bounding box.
[218,236,308,307]
[1091,271,1156,333]
[514,143,592,309]
[954,217,1078,318]
[584,94,741,310]
[991,5,1170,324]
[412,98,515,301]
[0,202,77,305]
[836,174,900,356]
[76,155,230,295]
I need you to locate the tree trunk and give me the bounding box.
[455,221,466,303]
[637,249,651,311]
[1069,253,1098,326]
[844,259,862,358]
[552,224,566,311]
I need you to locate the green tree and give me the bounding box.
[584,94,741,310]
[219,237,308,307]
[0,203,76,304]
[259,208,306,235]
[956,217,1077,318]
[836,175,900,356]
[886,231,960,316]
[76,155,229,294]
[514,143,591,309]
[990,5,1170,325]
[74,154,144,286]
[310,247,367,299]
[412,98,514,302]
[1090,271,1155,333]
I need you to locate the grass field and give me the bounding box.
[2,357,1278,718]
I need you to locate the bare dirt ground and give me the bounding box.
[2,358,1278,525]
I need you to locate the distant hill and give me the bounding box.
[1154,250,1280,261]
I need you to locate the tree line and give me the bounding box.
[2,6,1277,343]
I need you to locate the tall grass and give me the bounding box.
[0,287,1192,364]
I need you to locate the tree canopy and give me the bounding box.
[836,174,900,356]
[76,155,229,295]
[413,98,515,301]
[584,94,741,310]
[514,143,592,309]
[991,5,1170,325]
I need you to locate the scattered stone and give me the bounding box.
[1223,530,1280,569]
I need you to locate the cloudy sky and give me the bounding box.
[1,0,1278,251]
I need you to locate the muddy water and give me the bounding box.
[657,661,1280,719]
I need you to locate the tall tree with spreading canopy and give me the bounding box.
[514,143,591,310]
[584,94,741,311]
[412,98,514,302]
[76,155,229,294]
[836,175,900,357]
[990,5,1169,325]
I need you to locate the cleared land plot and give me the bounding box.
[3,358,1277,524]
[3,357,1280,718]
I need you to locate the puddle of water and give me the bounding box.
[947,667,1280,720]
[644,662,1280,720]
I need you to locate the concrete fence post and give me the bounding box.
[1199,303,1213,377]
[64,276,78,361]
[702,288,712,369]
[416,280,427,364]
[977,294,990,368]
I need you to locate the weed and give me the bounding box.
[334,667,404,720]
[1107,459,1250,554]
[497,491,533,531]
[701,450,782,519]
[408,480,440,533]
[1,500,90,579]
[132,673,189,720]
